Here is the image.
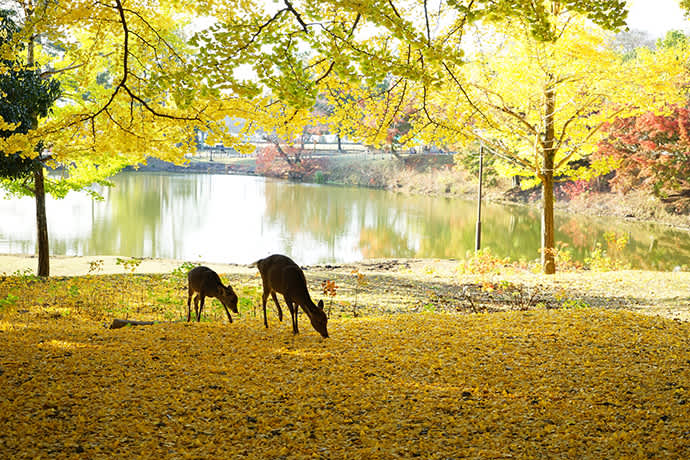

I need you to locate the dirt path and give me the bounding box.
[3,255,689,321]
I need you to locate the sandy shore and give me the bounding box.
[0,254,241,277]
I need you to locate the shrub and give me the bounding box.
[585,231,630,271]
[256,145,327,181]
[458,248,512,275]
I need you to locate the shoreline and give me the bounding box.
[0,254,458,278]
[0,254,246,277]
[137,159,690,233]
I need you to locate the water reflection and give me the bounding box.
[0,172,688,269]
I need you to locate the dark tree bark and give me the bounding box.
[33,163,49,277]
[541,81,557,275]
[541,165,556,275]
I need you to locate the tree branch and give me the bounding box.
[441,62,496,129]
[419,86,536,173]
[81,0,203,127]
[423,0,431,45]
[387,0,401,19]
[283,0,308,33]
[40,62,86,78]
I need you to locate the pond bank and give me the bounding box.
[139,154,690,232]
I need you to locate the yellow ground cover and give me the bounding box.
[1,308,689,459]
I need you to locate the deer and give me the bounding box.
[187,266,238,323]
[252,254,329,338]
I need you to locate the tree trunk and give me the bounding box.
[541,80,557,275]
[390,144,402,160]
[27,30,50,277]
[336,132,343,152]
[541,165,556,274]
[34,164,50,277]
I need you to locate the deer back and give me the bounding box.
[188,266,223,297]
[258,255,305,293]
[257,255,328,336]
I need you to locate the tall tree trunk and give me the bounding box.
[390,143,402,160]
[34,163,50,277]
[541,162,555,275]
[27,20,49,277]
[336,132,343,152]
[541,80,557,275]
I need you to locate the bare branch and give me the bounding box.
[423,0,431,45]
[441,62,496,129]
[40,62,85,78]
[387,0,401,19]
[283,0,308,33]
[262,134,294,165]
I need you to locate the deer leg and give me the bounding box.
[196,295,205,322]
[187,290,193,322]
[262,289,270,328]
[271,292,283,322]
[294,304,299,333]
[221,302,233,323]
[193,296,200,322]
[286,298,299,334]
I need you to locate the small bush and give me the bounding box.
[458,248,512,275]
[585,231,630,271]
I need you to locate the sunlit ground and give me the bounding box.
[1,307,689,459]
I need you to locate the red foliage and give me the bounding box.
[255,145,281,175]
[256,146,325,180]
[555,180,591,201]
[596,105,690,198]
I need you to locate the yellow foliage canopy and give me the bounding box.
[425,15,687,182]
[0,0,262,189]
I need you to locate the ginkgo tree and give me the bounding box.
[3,0,671,276]
[0,0,255,276]
[0,8,61,278]
[416,8,688,273]
[191,0,656,274]
[190,0,629,143]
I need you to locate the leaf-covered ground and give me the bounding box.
[1,309,689,459]
[1,257,690,458]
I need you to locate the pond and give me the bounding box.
[1,172,688,270]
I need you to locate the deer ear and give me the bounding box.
[318,299,324,309]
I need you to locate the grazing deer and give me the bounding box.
[187,266,238,323]
[253,254,329,338]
